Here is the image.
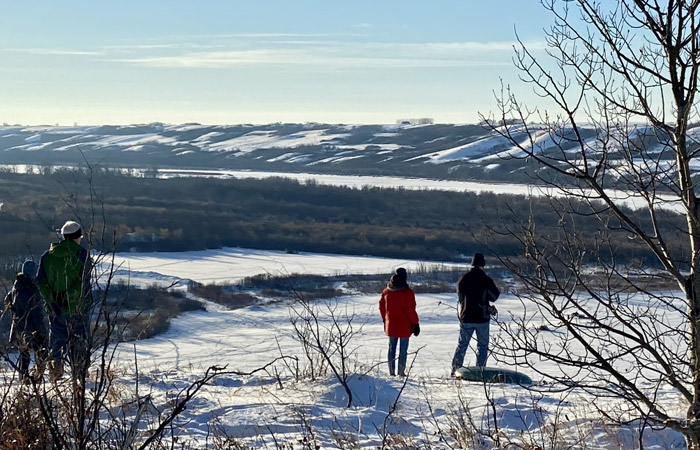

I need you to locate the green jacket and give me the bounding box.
[37,240,92,317]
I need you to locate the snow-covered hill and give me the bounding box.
[2,122,693,183]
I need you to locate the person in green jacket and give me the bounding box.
[37,220,93,381]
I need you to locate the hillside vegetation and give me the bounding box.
[0,168,679,275]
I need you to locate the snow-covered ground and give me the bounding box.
[114,296,685,448]
[109,247,463,286]
[92,248,688,448]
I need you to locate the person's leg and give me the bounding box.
[17,345,30,382]
[32,332,48,380]
[397,337,410,376]
[475,322,491,367]
[67,316,90,382]
[451,323,475,374]
[48,316,68,380]
[387,337,398,376]
[21,331,46,381]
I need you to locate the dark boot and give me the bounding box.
[33,358,46,383]
[49,359,64,382]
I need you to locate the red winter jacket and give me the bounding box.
[379,284,419,338]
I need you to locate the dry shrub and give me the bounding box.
[444,400,479,449]
[411,281,452,294]
[189,284,256,309]
[0,389,51,449]
[381,433,421,450]
[346,280,386,294]
[331,430,361,450]
[212,434,254,450]
[102,286,205,341]
[121,310,171,341]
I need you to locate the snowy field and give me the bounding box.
[109,247,463,286]
[94,248,688,448]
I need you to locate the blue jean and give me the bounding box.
[49,314,90,375]
[451,321,490,370]
[388,337,410,376]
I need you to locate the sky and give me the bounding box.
[0,1,553,126]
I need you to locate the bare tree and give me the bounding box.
[482,1,700,447]
[289,291,364,408]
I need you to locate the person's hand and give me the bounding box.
[412,323,420,337]
[50,301,62,317]
[489,305,498,316]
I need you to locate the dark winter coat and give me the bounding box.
[457,267,500,324]
[379,278,419,338]
[4,273,48,343]
[37,240,92,317]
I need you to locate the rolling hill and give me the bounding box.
[3,121,694,185]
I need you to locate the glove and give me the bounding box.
[489,305,498,316]
[412,323,420,337]
[50,300,62,317]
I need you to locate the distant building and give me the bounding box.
[396,118,434,125]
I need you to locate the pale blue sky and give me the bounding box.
[0,1,552,125]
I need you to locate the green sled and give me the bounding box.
[454,366,533,385]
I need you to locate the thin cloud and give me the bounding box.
[108,47,512,69]
[362,41,547,54]
[104,39,542,69]
[429,40,547,51]
[100,33,527,54]
[96,34,341,53]
[111,49,300,68]
[151,32,335,41]
[103,44,182,50]
[4,47,103,56]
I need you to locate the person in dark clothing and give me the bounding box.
[3,260,48,383]
[37,220,93,382]
[379,267,420,377]
[451,253,500,375]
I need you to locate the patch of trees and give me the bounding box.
[106,284,204,341]
[0,168,682,267]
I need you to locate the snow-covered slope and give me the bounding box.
[0,122,692,183]
[101,248,685,448]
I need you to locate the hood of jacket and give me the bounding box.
[387,281,409,291]
[387,274,409,291]
[15,273,37,291]
[49,239,83,258]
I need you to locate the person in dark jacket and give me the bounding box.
[451,253,500,375]
[379,267,420,377]
[37,220,93,381]
[3,260,48,383]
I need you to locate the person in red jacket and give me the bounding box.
[379,268,420,377]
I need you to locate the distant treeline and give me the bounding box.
[0,168,684,276]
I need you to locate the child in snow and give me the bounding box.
[3,260,48,383]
